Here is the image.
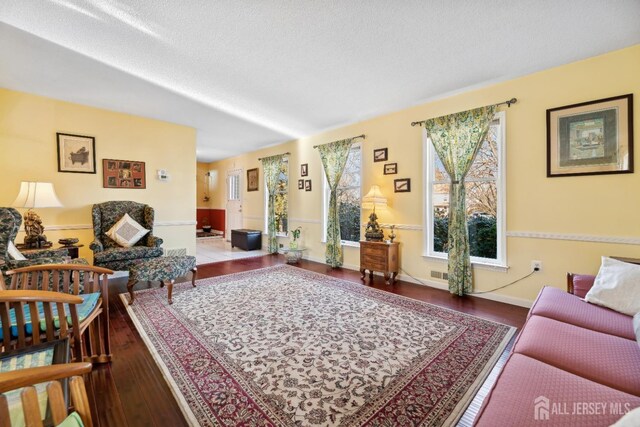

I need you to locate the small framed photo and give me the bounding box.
[298,179,304,190]
[384,163,397,175]
[247,168,259,191]
[56,133,96,173]
[373,148,388,162]
[103,159,145,189]
[301,163,308,176]
[547,94,633,177]
[305,180,312,191]
[394,178,411,193]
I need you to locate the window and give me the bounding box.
[323,144,362,244]
[424,111,506,267]
[265,159,288,236]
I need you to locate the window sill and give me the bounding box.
[320,240,361,248]
[422,254,509,272]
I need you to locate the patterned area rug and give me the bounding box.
[122,265,515,426]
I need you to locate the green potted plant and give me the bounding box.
[289,226,302,249]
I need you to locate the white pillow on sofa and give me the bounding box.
[585,257,640,316]
[105,213,149,248]
[634,313,640,347]
[7,241,27,260]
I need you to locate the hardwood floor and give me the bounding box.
[87,255,529,426]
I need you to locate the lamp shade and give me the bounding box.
[12,182,63,209]
[361,185,387,210]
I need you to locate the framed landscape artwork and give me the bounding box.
[305,180,312,191]
[298,179,304,190]
[57,133,96,174]
[301,163,308,177]
[547,94,633,177]
[103,159,146,189]
[247,168,259,191]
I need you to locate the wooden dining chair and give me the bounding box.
[5,264,114,364]
[0,290,83,361]
[0,362,93,427]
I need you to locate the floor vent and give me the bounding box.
[164,248,187,257]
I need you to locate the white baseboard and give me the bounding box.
[303,255,532,308]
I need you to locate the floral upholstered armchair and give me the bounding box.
[0,207,70,280]
[90,201,163,271]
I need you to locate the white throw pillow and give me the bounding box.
[611,406,640,426]
[585,257,640,316]
[105,213,149,248]
[7,241,27,260]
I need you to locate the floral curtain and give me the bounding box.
[317,139,354,267]
[425,106,496,296]
[261,154,285,253]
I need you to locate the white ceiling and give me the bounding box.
[1,1,639,162]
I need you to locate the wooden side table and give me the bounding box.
[360,241,399,285]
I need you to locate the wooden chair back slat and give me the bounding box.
[62,271,70,294]
[27,301,40,345]
[20,386,44,427]
[52,270,60,292]
[0,303,11,351]
[0,395,10,427]
[46,381,68,425]
[14,302,26,348]
[56,302,67,339]
[43,302,55,342]
[70,376,93,427]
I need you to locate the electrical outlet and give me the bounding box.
[531,260,542,272]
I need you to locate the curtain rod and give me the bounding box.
[410,98,517,127]
[258,152,290,161]
[313,134,365,149]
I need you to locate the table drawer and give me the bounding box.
[361,244,388,257]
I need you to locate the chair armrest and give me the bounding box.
[8,257,68,270]
[148,236,163,247]
[567,273,596,298]
[90,239,104,253]
[23,248,69,259]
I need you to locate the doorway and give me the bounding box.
[226,169,242,241]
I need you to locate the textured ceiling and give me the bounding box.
[1,1,639,162]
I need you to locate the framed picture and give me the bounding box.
[547,94,633,177]
[305,180,312,191]
[103,159,146,189]
[247,168,259,191]
[373,148,388,162]
[298,179,304,190]
[384,163,397,175]
[56,133,96,174]
[394,178,411,193]
[301,163,308,177]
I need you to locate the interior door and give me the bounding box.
[226,169,243,240]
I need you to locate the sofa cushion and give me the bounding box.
[475,353,640,427]
[94,246,163,264]
[513,316,640,396]
[585,257,640,316]
[529,286,634,340]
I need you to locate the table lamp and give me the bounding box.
[12,181,63,248]
[362,185,387,241]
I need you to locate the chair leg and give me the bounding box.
[167,280,175,304]
[127,278,138,305]
[100,307,111,363]
[191,268,197,287]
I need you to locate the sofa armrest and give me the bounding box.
[148,235,163,248]
[90,239,104,253]
[566,273,596,298]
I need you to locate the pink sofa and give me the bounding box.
[474,275,640,426]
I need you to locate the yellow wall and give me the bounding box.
[207,44,640,306]
[196,162,212,209]
[0,88,197,262]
